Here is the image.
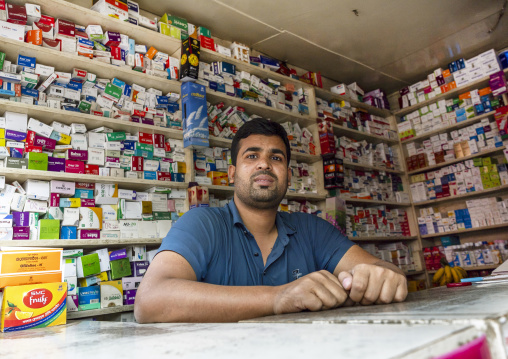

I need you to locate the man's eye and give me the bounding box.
[246,154,257,159]
[272,156,282,161]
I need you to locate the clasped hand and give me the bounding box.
[273,264,407,315]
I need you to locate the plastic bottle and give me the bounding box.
[453,245,464,267]
[474,242,485,266]
[460,244,474,267]
[489,242,502,265]
[466,243,476,266]
[482,241,493,265]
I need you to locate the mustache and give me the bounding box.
[250,170,277,181]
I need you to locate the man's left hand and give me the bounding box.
[338,264,407,305]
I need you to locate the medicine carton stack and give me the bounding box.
[279,199,320,214]
[397,85,504,141]
[405,121,505,172]
[410,156,508,203]
[207,103,316,155]
[338,170,408,203]
[64,245,158,312]
[360,242,419,273]
[1,1,182,80]
[397,49,503,110]
[335,136,401,171]
[198,61,310,115]
[345,204,412,238]
[0,111,187,183]
[0,52,182,129]
[0,177,184,241]
[316,97,397,140]
[417,196,508,236]
[330,83,390,110]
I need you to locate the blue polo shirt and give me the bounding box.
[157,200,355,286]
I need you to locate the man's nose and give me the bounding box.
[256,155,272,170]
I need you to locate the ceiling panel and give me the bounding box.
[380,11,508,90]
[219,0,503,68]
[253,32,408,93]
[135,0,280,46]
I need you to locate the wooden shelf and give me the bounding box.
[0,168,188,192]
[393,68,508,117]
[67,305,134,319]
[9,0,181,57]
[413,184,508,207]
[206,185,327,200]
[332,124,399,145]
[408,146,506,175]
[350,236,417,242]
[0,238,162,249]
[342,160,403,174]
[2,37,180,94]
[0,100,183,140]
[428,264,499,274]
[343,198,411,208]
[421,223,508,239]
[206,90,315,127]
[314,87,392,117]
[208,136,321,164]
[400,111,495,145]
[200,48,314,90]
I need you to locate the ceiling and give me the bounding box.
[136,0,508,94]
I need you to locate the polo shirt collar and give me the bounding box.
[227,200,297,242]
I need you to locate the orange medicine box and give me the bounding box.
[1,282,67,332]
[207,171,228,186]
[0,248,62,277]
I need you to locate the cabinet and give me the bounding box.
[0,0,424,317]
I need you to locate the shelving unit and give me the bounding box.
[0,238,163,249]
[421,223,508,239]
[67,305,135,320]
[407,146,506,175]
[393,68,508,117]
[0,0,437,320]
[413,184,508,207]
[400,111,495,144]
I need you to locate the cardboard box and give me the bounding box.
[180,37,200,82]
[110,258,131,280]
[1,282,67,332]
[78,207,102,229]
[182,82,208,148]
[50,180,75,196]
[99,280,123,308]
[38,219,60,240]
[78,287,100,311]
[76,253,101,278]
[90,248,110,272]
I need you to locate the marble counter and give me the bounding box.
[0,320,483,359]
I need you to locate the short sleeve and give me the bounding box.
[156,208,218,281]
[310,215,355,273]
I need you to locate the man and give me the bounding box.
[135,118,407,323]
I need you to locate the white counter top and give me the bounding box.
[0,320,483,359]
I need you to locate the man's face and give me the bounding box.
[228,134,291,210]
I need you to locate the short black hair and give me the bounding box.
[231,118,291,166]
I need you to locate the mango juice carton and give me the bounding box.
[0,282,67,332]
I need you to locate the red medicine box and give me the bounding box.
[85,164,99,175]
[6,3,27,25]
[137,132,153,145]
[131,156,143,171]
[55,18,75,38]
[157,172,172,181]
[65,160,85,174]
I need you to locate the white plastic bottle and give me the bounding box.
[474,242,485,266]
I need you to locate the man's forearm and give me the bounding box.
[134,278,278,323]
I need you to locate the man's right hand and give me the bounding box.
[273,270,350,314]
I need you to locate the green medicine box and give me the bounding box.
[104,83,122,100]
[482,157,492,166]
[153,212,171,220]
[107,132,127,141]
[110,258,132,280]
[135,142,154,152]
[27,152,48,171]
[77,253,101,278]
[38,219,60,240]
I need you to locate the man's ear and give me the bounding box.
[287,166,292,186]
[228,164,236,184]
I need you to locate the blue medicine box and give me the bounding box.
[182,82,209,148]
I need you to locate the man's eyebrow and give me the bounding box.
[242,147,286,159]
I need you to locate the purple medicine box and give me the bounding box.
[129,261,149,277]
[48,157,66,172]
[79,229,101,239]
[13,227,30,240]
[5,129,27,142]
[67,149,88,161]
[123,289,137,305]
[109,248,127,261]
[13,211,30,227]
